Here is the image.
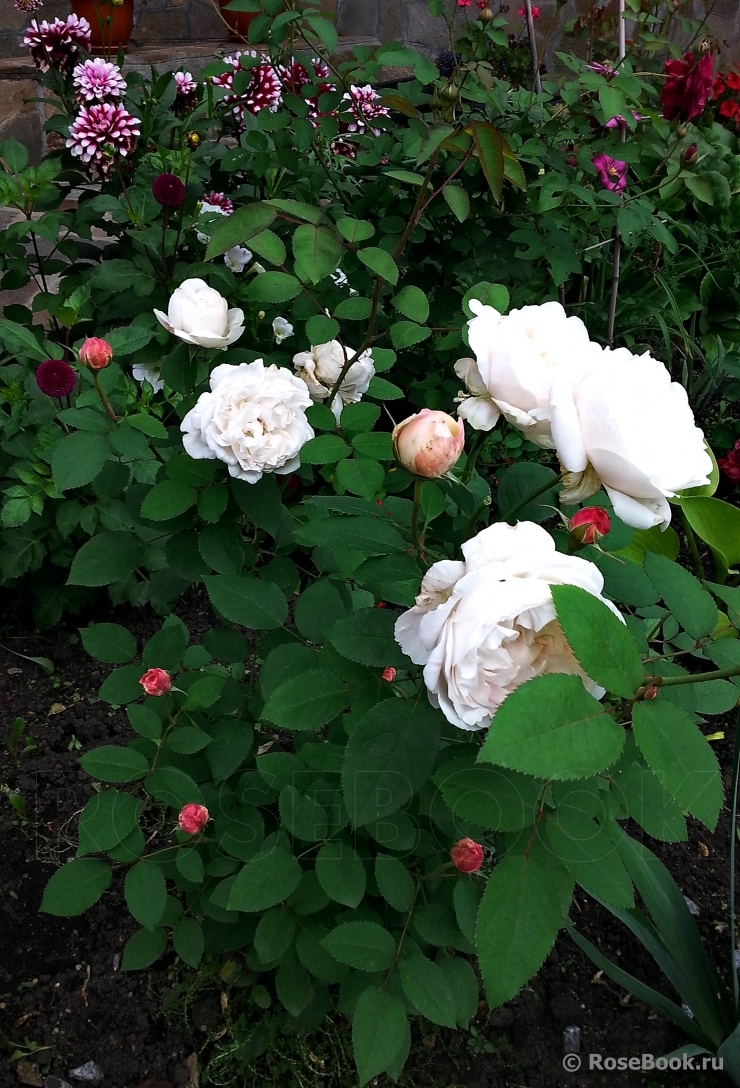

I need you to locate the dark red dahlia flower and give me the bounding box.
[36,359,76,397]
[152,173,187,208]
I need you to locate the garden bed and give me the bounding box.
[1,594,733,1088]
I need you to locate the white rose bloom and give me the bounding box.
[132,361,164,393]
[292,340,374,423]
[180,360,314,483]
[550,346,712,530]
[224,245,252,273]
[273,316,294,344]
[454,357,499,431]
[466,300,598,447]
[154,278,244,350]
[395,521,620,731]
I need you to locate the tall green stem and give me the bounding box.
[410,477,424,560]
[654,664,740,687]
[679,505,705,580]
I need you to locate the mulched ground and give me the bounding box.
[0,590,735,1088]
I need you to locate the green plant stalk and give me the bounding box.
[410,476,424,560]
[729,712,740,1009]
[493,474,557,525]
[92,372,119,423]
[679,504,705,580]
[460,430,487,485]
[653,664,740,686]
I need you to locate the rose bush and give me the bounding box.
[1,0,740,1080]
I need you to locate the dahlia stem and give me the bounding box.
[93,371,119,423]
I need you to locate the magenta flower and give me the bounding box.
[174,71,197,95]
[592,152,628,192]
[152,173,186,208]
[276,57,335,122]
[341,84,390,135]
[36,359,76,398]
[604,111,643,128]
[587,61,616,80]
[66,102,140,177]
[660,51,714,123]
[73,58,126,103]
[24,15,91,74]
[201,191,233,215]
[212,51,282,126]
[518,4,540,15]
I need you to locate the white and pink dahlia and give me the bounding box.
[15,0,43,13]
[212,51,282,124]
[66,102,140,176]
[24,14,91,74]
[174,70,197,95]
[341,84,390,134]
[73,58,126,102]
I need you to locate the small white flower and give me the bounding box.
[331,267,348,289]
[154,278,245,350]
[292,340,375,423]
[180,359,314,483]
[224,245,253,273]
[273,316,294,344]
[252,262,267,275]
[132,361,164,393]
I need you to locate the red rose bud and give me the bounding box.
[178,803,209,835]
[568,506,611,545]
[79,336,113,370]
[382,667,397,682]
[139,667,172,696]
[682,142,698,165]
[451,837,484,873]
[151,173,186,208]
[643,684,659,700]
[36,358,76,398]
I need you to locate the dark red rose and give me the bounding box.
[151,173,186,208]
[36,358,76,397]
[660,52,715,123]
[718,440,740,482]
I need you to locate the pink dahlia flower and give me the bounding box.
[24,15,91,74]
[66,102,140,177]
[212,51,282,125]
[73,58,126,103]
[174,70,197,95]
[341,84,390,135]
[592,152,628,192]
[604,110,643,128]
[15,0,43,13]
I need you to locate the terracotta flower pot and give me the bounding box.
[217,0,257,42]
[70,0,134,53]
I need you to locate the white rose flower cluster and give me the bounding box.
[395,521,620,731]
[292,340,375,422]
[180,360,314,483]
[456,300,712,529]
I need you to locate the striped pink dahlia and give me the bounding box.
[24,15,91,74]
[212,51,281,124]
[73,58,126,102]
[66,102,140,176]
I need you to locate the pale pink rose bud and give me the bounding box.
[392,409,465,478]
[450,837,484,873]
[178,803,209,834]
[79,336,113,370]
[382,667,397,682]
[568,506,611,546]
[139,667,172,696]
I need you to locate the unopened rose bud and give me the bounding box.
[682,143,698,165]
[440,84,459,102]
[178,803,209,835]
[568,506,611,546]
[451,837,484,873]
[643,684,659,700]
[382,667,397,682]
[139,668,172,696]
[79,337,113,371]
[393,409,465,478]
[479,5,494,19]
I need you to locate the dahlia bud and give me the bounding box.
[451,838,484,873]
[139,668,172,696]
[568,506,611,546]
[479,5,494,19]
[151,173,186,209]
[79,337,113,371]
[392,409,465,478]
[186,131,201,150]
[35,359,76,398]
[178,803,209,835]
[382,667,397,682]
